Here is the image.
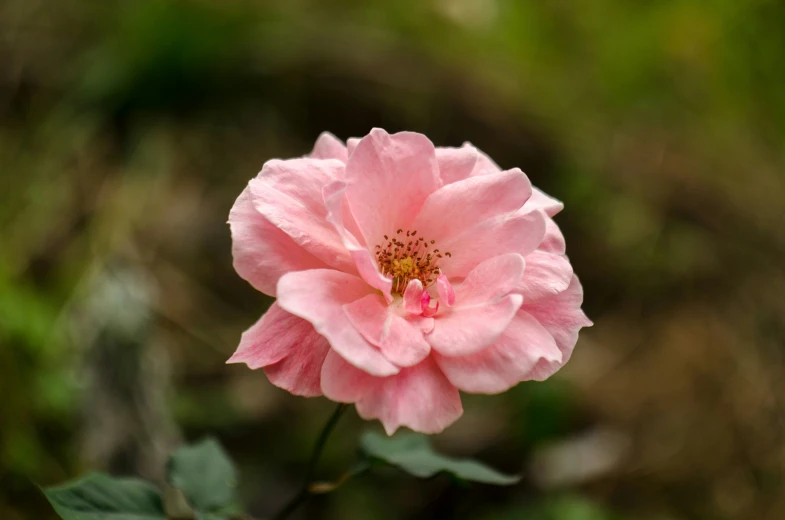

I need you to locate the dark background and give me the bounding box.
[2,1,785,519]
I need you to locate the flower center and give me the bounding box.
[375,229,451,294]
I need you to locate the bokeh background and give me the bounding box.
[3,1,785,519]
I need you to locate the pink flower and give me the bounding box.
[228,129,591,434]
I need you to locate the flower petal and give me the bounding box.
[227,303,330,397]
[434,310,561,394]
[344,293,430,367]
[357,357,463,435]
[436,274,455,307]
[411,168,532,246]
[525,187,563,217]
[250,158,355,273]
[323,180,393,300]
[454,253,526,306]
[229,186,327,296]
[426,294,523,357]
[346,128,441,247]
[322,353,463,435]
[523,275,592,379]
[437,208,547,278]
[264,341,329,397]
[276,269,399,376]
[518,250,573,303]
[403,279,424,315]
[435,144,478,185]
[539,217,567,254]
[310,132,348,162]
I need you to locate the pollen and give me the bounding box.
[375,229,450,294]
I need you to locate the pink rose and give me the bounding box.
[228,129,591,434]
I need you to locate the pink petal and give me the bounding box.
[264,340,329,397]
[438,208,547,278]
[229,186,327,296]
[518,250,573,303]
[250,158,355,273]
[539,217,567,255]
[403,279,425,315]
[434,310,561,394]
[344,294,430,367]
[276,269,399,376]
[310,132,348,162]
[427,294,523,357]
[524,187,563,217]
[523,275,592,379]
[436,274,455,307]
[357,357,463,435]
[346,137,360,157]
[411,168,532,246]
[227,303,330,397]
[345,128,441,247]
[322,352,463,435]
[454,253,526,306]
[435,144,478,185]
[323,180,393,300]
[426,254,525,356]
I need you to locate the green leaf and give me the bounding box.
[167,437,239,515]
[360,431,520,486]
[42,473,166,520]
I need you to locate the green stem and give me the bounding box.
[271,403,348,520]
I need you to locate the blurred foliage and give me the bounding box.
[2,0,785,519]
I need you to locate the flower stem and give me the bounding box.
[271,403,348,520]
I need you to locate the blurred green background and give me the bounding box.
[2,0,785,518]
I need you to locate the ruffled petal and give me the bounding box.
[411,168,532,245]
[518,250,573,303]
[310,132,348,162]
[276,269,399,376]
[322,352,463,435]
[345,129,441,247]
[523,275,592,379]
[539,217,567,255]
[229,186,327,296]
[250,158,355,272]
[426,294,523,357]
[524,187,563,217]
[434,310,561,394]
[344,294,430,367]
[227,303,330,397]
[435,144,478,185]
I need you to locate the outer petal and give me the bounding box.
[229,186,327,296]
[539,217,567,255]
[227,303,330,397]
[437,209,546,279]
[434,310,561,394]
[346,129,441,247]
[411,168,532,245]
[276,269,399,376]
[250,158,355,273]
[310,132,348,162]
[322,351,463,435]
[523,275,592,379]
[517,250,573,303]
[435,144,478,185]
[344,294,430,367]
[524,187,564,217]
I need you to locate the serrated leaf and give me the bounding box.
[43,473,166,520]
[360,431,520,486]
[167,437,239,514]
